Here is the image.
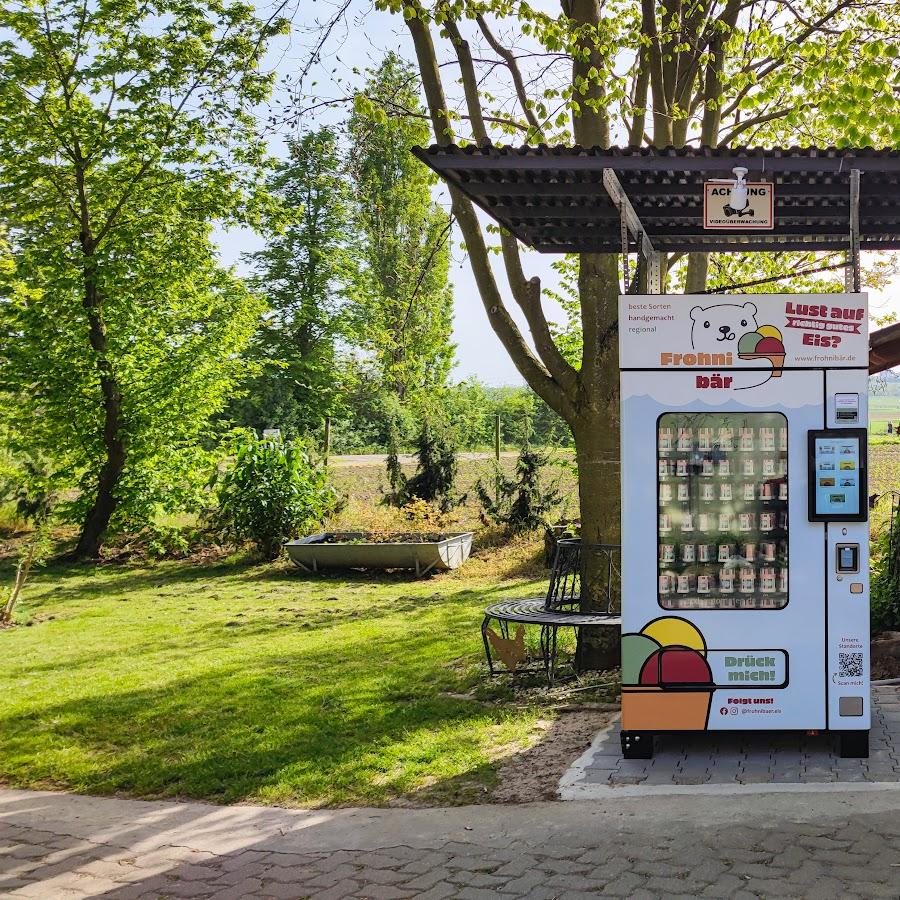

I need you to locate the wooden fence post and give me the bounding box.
[324,416,332,467]
[494,414,501,504]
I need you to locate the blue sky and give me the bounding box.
[215,1,899,385]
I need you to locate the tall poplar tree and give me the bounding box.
[233,127,354,435]
[348,53,455,401]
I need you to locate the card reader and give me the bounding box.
[836,544,859,574]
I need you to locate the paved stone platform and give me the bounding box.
[560,685,900,798]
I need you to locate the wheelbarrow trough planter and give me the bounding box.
[285,532,474,576]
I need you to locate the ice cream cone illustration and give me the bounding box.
[621,617,714,730]
[737,325,786,377]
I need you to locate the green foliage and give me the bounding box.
[670,251,900,297]
[445,383,570,450]
[476,445,563,532]
[309,365,401,454]
[212,432,338,561]
[348,53,455,400]
[872,502,900,632]
[324,379,571,454]
[231,128,356,436]
[0,0,283,552]
[543,256,583,369]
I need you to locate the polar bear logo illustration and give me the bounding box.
[689,301,758,351]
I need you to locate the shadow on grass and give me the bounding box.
[0,696,615,900]
[0,703,616,897]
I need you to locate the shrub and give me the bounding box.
[0,448,57,525]
[212,432,338,560]
[872,502,900,632]
[400,497,457,533]
[1,523,53,626]
[385,420,460,512]
[476,445,562,532]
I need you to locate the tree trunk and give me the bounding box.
[572,405,622,671]
[74,258,127,559]
[403,6,622,671]
[686,252,709,292]
[572,251,622,671]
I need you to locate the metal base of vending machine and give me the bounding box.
[839,729,869,759]
[620,728,870,760]
[621,731,654,759]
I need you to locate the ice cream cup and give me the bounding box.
[622,687,713,730]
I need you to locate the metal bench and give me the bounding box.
[482,540,622,683]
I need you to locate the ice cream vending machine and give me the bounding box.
[618,293,870,759]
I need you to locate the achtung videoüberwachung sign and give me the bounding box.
[703,181,774,229]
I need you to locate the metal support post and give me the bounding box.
[647,250,662,295]
[494,414,501,505]
[620,211,630,292]
[603,168,658,294]
[324,416,332,466]
[846,169,861,293]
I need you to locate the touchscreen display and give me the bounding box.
[813,436,860,517]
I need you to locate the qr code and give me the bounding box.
[839,652,864,678]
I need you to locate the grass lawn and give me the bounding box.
[0,544,574,808]
[5,440,892,810]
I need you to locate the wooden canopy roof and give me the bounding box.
[870,322,900,374]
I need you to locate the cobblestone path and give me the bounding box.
[4,784,900,898]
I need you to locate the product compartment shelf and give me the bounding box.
[656,411,790,612]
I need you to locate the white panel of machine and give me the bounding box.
[620,369,827,731]
[619,293,868,370]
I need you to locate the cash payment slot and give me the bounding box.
[836,544,860,575]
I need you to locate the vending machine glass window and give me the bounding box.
[657,412,788,611]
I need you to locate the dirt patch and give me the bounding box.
[872,660,900,680]
[872,632,900,681]
[489,708,614,804]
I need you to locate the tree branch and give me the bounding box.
[398,215,454,335]
[475,14,545,140]
[628,42,650,146]
[441,17,488,144]
[403,2,571,417]
[443,11,577,390]
[297,0,352,88]
[641,0,672,143]
[718,105,795,144]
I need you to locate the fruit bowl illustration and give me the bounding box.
[621,617,714,730]
[737,325,785,376]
